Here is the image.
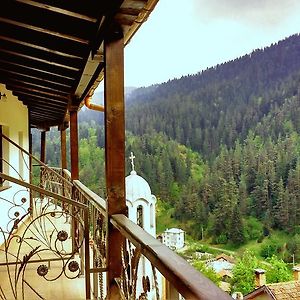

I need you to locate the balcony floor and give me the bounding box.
[0,264,85,300]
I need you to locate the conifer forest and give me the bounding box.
[35,34,300,258]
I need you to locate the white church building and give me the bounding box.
[125,152,160,298]
[126,153,156,237]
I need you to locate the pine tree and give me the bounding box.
[229,205,245,245]
[274,178,289,229]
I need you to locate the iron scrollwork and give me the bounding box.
[116,241,160,300]
[0,185,85,300]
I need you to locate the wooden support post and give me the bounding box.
[60,129,67,170]
[40,130,46,188]
[104,36,127,299]
[84,208,91,300]
[164,279,180,300]
[69,110,79,180]
[40,131,46,163]
[69,109,79,248]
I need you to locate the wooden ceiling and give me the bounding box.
[0,0,158,128]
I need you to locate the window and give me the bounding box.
[150,203,154,228]
[137,205,143,228]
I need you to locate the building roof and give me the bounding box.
[164,228,185,234]
[244,281,300,299]
[215,253,236,264]
[125,170,152,202]
[0,0,158,128]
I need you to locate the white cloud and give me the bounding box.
[193,0,300,28]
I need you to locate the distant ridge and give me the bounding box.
[126,34,300,158]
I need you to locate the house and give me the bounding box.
[0,1,232,299]
[207,253,236,274]
[244,267,300,299]
[162,227,185,250]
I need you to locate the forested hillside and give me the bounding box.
[127,34,300,159]
[35,34,300,252]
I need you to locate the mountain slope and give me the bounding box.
[126,34,300,159]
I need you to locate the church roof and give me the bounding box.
[125,170,152,202]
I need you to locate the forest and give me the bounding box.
[34,34,300,261]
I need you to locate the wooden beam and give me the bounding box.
[15,0,97,23]
[0,59,76,80]
[7,83,69,100]
[0,17,89,44]
[104,36,126,299]
[0,35,83,60]
[69,109,79,180]
[2,77,69,95]
[60,129,67,170]
[0,48,80,71]
[29,106,65,115]
[0,67,72,88]
[40,130,46,163]
[24,99,66,110]
[12,90,68,103]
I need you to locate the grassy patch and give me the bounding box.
[156,198,181,234]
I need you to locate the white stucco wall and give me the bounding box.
[162,228,185,250]
[0,84,30,242]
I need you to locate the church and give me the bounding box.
[125,152,160,299]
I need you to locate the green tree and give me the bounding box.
[192,261,221,285]
[231,250,259,295]
[265,255,292,283]
[229,205,245,245]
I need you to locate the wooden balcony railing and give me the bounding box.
[0,137,232,300]
[58,168,232,300]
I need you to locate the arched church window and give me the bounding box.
[150,203,154,228]
[137,205,143,228]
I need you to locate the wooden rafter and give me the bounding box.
[0,0,158,127]
[0,17,89,44]
[12,90,68,103]
[2,78,69,95]
[0,59,76,80]
[0,67,72,88]
[0,35,83,60]
[15,0,98,23]
[0,48,80,71]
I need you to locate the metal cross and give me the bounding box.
[129,152,135,171]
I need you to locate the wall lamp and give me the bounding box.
[0,92,7,101]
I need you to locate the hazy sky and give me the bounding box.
[123,0,300,88]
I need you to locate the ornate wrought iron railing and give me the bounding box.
[0,172,90,300]
[0,129,231,300]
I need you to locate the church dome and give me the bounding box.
[126,170,152,202]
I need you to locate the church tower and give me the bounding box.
[125,152,159,299]
[125,152,156,237]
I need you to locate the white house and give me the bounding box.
[162,228,185,250]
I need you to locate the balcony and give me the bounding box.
[0,134,231,299]
[0,1,232,299]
